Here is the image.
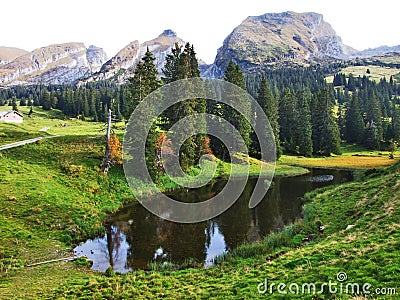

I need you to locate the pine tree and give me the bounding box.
[311,88,341,155]
[345,93,364,143]
[364,92,383,149]
[161,43,205,171]
[127,49,162,179]
[222,60,252,152]
[11,98,18,112]
[337,104,346,140]
[82,94,90,117]
[295,90,313,157]
[279,89,297,153]
[41,91,52,111]
[256,77,282,159]
[392,98,400,143]
[347,74,356,92]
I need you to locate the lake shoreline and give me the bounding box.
[1,135,397,298]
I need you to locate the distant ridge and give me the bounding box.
[1,12,400,86]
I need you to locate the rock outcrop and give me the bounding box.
[0,43,107,85]
[211,11,357,75]
[88,30,186,83]
[2,12,400,85]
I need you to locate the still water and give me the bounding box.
[74,168,353,272]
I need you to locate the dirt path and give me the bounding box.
[0,135,60,151]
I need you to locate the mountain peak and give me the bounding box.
[212,11,356,75]
[159,29,177,38]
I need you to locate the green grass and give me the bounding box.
[280,143,400,169]
[0,110,309,298]
[1,109,398,299]
[0,106,125,145]
[48,163,400,299]
[325,65,400,83]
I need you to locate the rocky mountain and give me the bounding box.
[0,43,107,86]
[351,45,400,59]
[210,11,357,76]
[1,11,400,86]
[87,30,185,83]
[0,47,29,65]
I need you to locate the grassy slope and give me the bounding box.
[0,111,308,298]
[50,164,400,300]
[325,65,400,84]
[0,106,126,145]
[1,109,398,298]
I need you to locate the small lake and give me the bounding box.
[74,168,353,273]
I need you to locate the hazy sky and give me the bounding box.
[1,0,399,63]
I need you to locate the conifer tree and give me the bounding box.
[363,92,383,149]
[161,43,205,171]
[11,98,18,112]
[295,90,313,157]
[279,89,297,153]
[256,77,282,159]
[311,88,341,155]
[127,48,162,180]
[345,93,364,143]
[41,91,51,110]
[392,98,400,143]
[222,61,252,152]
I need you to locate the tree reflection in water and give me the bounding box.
[75,168,353,272]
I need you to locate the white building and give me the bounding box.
[0,110,23,123]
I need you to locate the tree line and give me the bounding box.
[1,44,400,172]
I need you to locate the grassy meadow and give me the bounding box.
[0,108,399,298]
[325,65,400,84]
[280,143,400,169]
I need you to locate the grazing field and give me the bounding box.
[0,106,125,145]
[325,65,400,83]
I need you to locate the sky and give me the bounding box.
[1,0,399,64]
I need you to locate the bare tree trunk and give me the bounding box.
[101,109,112,172]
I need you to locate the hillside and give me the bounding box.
[0,47,29,65]
[1,11,400,85]
[209,11,356,76]
[1,123,397,298]
[87,30,186,83]
[0,43,107,86]
[51,162,399,298]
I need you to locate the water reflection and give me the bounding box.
[75,168,353,272]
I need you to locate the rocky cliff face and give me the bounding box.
[86,45,108,73]
[91,40,140,81]
[140,30,185,73]
[0,43,107,86]
[88,30,186,83]
[211,11,356,76]
[2,11,399,85]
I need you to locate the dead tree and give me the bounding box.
[101,109,112,172]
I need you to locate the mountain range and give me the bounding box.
[1,11,399,86]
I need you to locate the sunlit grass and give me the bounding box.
[280,143,400,169]
[0,106,125,145]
